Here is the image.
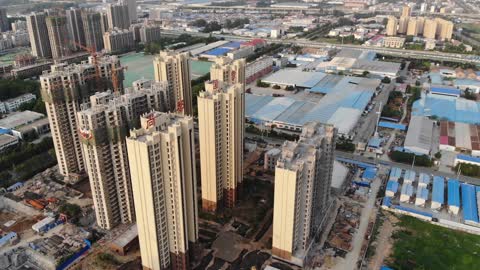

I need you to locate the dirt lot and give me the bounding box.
[0,210,41,235]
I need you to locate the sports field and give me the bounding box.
[387,215,480,270]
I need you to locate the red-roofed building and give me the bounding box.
[241,39,267,50]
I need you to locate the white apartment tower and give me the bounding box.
[153,51,193,115]
[40,56,122,182]
[272,122,336,266]
[77,84,168,230]
[198,79,244,212]
[127,111,198,270]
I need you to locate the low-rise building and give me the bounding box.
[0,134,19,152]
[0,93,36,114]
[264,148,281,171]
[0,110,49,140]
[246,56,273,84]
[383,37,405,48]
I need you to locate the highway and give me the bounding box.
[161,30,480,64]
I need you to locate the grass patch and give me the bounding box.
[388,215,480,270]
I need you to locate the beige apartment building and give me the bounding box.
[26,12,52,58]
[407,17,419,36]
[398,16,409,34]
[210,57,246,85]
[423,19,437,39]
[401,5,411,17]
[127,111,198,270]
[435,18,454,41]
[272,122,336,266]
[77,85,168,230]
[103,28,135,54]
[198,80,244,212]
[153,51,193,115]
[106,3,130,30]
[40,56,122,182]
[46,16,71,59]
[386,16,398,36]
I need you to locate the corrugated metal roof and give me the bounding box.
[401,183,414,196]
[457,154,480,164]
[389,167,402,180]
[362,167,377,180]
[418,173,431,185]
[431,87,461,96]
[461,183,479,223]
[386,181,399,192]
[416,186,429,200]
[412,93,480,124]
[448,179,461,207]
[378,121,407,131]
[432,176,445,204]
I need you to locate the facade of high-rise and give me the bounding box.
[106,4,130,30]
[40,56,122,181]
[398,16,409,34]
[0,8,8,32]
[153,51,193,115]
[120,0,137,22]
[198,80,244,211]
[11,20,27,32]
[401,5,411,17]
[435,18,453,41]
[66,8,86,50]
[416,17,425,35]
[103,28,135,53]
[26,12,52,58]
[127,111,198,270]
[210,57,246,85]
[272,122,336,266]
[423,19,437,39]
[82,11,105,52]
[386,16,397,36]
[407,17,419,36]
[139,24,162,44]
[46,16,71,59]
[100,12,109,33]
[77,85,168,230]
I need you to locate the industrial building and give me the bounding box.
[448,179,461,215]
[0,93,36,114]
[431,176,445,210]
[461,183,479,225]
[412,93,480,125]
[404,116,434,155]
[246,74,379,136]
[400,183,414,202]
[439,121,480,156]
[386,181,399,197]
[389,167,402,182]
[0,110,49,140]
[272,122,336,267]
[316,49,401,78]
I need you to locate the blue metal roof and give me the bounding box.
[378,121,407,131]
[223,41,243,49]
[382,197,392,207]
[380,266,394,270]
[0,232,17,246]
[418,173,431,185]
[412,93,480,124]
[389,167,402,180]
[387,181,399,193]
[368,137,382,148]
[394,205,433,218]
[6,182,23,192]
[403,170,416,182]
[416,186,429,200]
[362,167,377,180]
[448,179,461,207]
[335,157,376,168]
[455,78,480,88]
[0,128,10,135]
[461,183,479,223]
[432,176,445,204]
[457,154,480,164]
[203,47,232,56]
[431,87,461,96]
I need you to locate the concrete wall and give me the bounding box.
[0,196,40,216]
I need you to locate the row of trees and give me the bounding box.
[144,34,218,55]
[390,151,433,167]
[0,79,39,100]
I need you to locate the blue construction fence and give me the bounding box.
[56,239,91,270]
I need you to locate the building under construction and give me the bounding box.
[40,55,124,183]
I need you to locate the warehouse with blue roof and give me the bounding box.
[430,87,461,97]
[245,73,380,135]
[378,121,406,131]
[412,93,480,124]
[461,183,479,224]
[362,167,377,180]
[403,170,416,184]
[415,186,429,207]
[431,176,445,210]
[389,167,402,181]
[418,173,430,187]
[386,181,399,197]
[448,179,461,215]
